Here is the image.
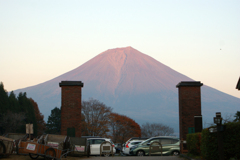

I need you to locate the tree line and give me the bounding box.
[46,98,176,143]
[0,82,176,143]
[0,82,46,135]
[47,98,142,143]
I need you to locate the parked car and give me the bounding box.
[114,143,122,153]
[87,138,116,156]
[123,140,144,155]
[129,136,180,156]
[122,137,149,155]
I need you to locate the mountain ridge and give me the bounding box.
[13,46,240,134]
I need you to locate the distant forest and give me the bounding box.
[0,82,46,135]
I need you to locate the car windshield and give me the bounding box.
[140,139,151,145]
[141,138,161,145]
[131,142,140,145]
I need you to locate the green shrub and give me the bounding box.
[201,122,240,160]
[187,132,201,156]
[201,128,218,160]
[222,122,240,160]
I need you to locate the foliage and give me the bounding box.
[81,98,112,137]
[8,91,19,112]
[201,122,240,160]
[141,122,174,137]
[0,82,9,113]
[0,82,44,135]
[200,128,218,160]
[109,112,141,143]
[222,121,240,159]
[0,111,26,133]
[46,107,61,134]
[17,92,38,134]
[233,111,240,122]
[187,132,201,156]
[30,98,46,135]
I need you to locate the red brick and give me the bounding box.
[176,82,203,141]
[59,81,83,137]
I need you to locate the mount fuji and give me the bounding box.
[14,47,240,135]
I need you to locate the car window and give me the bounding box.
[160,139,172,145]
[140,139,149,145]
[171,139,179,144]
[149,138,160,144]
[131,142,141,145]
[94,139,105,144]
[142,138,159,145]
[88,139,94,145]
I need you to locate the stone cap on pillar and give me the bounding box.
[59,81,84,87]
[176,81,203,88]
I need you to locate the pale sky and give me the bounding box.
[1,0,240,98]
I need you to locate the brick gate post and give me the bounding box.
[59,81,84,137]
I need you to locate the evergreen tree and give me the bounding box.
[8,91,19,112]
[0,82,9,134]
[0,111,26,134]
[17,92,38,135]
[234,111,240,122]
[46,107,61,134]
[0,82,9,113]
[0,82,42,135]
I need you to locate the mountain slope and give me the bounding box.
[14,47,240,134]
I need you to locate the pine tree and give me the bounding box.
[0,82,9,113]
[8,91,19,112]
[46,107,61,134]
[17,92,38,135]
[234,111,240,122]
[0,83,41,135]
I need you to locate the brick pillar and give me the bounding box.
[176,81,203,141]
[59,81,84,137]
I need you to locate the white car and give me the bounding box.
[87,138,116,156]
[122,140,144,155]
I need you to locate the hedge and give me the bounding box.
[187,121,240,160]
[200,128,218,160]
[222,122,240,159]
[187,132,202,156]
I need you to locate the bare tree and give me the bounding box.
[0,111,26,133]
[81,98,112,137]
[141,122,174,137]
[222,113,234,124]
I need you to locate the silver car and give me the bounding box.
[87,138,116,156]
[129,136,180,156]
